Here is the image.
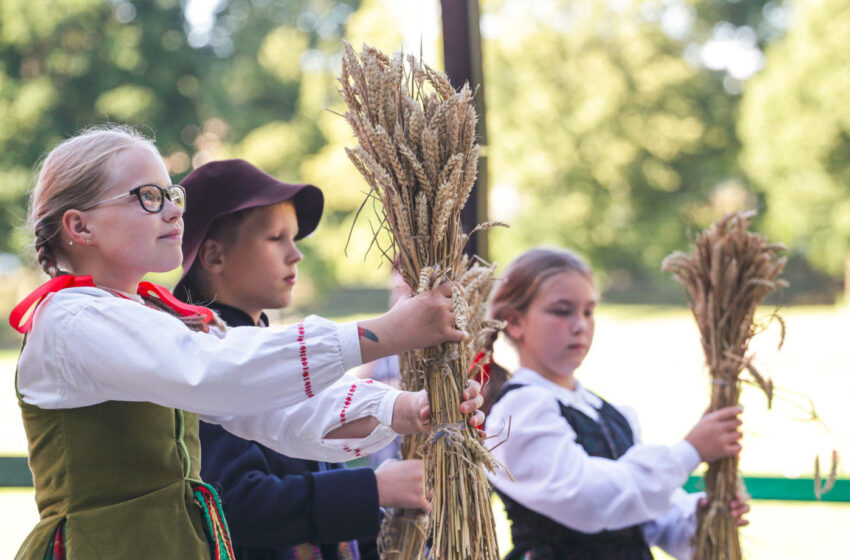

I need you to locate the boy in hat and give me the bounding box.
[175,159,434,560]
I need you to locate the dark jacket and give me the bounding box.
[200,303,381,560]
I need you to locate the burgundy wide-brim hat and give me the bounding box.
[178,159,323,279]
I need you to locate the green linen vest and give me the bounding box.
[15,397,212,559]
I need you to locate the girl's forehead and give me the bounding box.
[106,145,169,193]
[536,270,596,302]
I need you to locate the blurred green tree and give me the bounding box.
[0,0,211,256]
[295,0,409,289]
[0,0,370,297]
[739,0,850,293]
[479,0,745,298]
[7,0,833,305]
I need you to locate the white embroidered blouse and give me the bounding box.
[16,286,401,462]
[485,367,703,560]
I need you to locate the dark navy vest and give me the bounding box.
[495,384,653,560]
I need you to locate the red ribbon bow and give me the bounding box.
[9,275,214,334]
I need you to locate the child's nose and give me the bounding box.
[572,318,587,334]
[286,245,303,264]
[162,198,182,221]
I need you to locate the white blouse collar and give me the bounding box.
[105,288,145,304]
[59,285,145,304]
[512,367,603,419]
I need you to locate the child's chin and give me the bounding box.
[149,259,182,274]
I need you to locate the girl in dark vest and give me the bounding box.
[482,247,749,560]
[11,125,482,560]
[173,159,436,560]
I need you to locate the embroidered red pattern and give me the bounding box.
[339,383,358,425]
[297,321,314,398]
[342,444,362,457]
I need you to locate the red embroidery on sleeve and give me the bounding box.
[339,383,358,425]
[297,321,314,398]
[342,444,362,458]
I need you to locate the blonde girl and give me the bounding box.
[11,125,482,560]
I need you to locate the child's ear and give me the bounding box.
[504,313,525,343]
[197,238,226,274]
[61,209,92,244]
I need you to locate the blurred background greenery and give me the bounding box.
[0,0,848,334]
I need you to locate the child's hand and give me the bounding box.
[729,490,751,526]
[358,283,468,364]
[391,380,485,435]
[697,488,751,527]
[684,405,743,463]
[375,458,429,511]
[391,282,468,350]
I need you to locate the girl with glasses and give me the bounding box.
[11,124,482,560]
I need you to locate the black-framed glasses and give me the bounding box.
[85,184,186,213]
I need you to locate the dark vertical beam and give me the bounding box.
[441,0,489,260]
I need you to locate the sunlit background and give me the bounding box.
[0,0,848,557]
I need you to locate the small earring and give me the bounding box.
[86,239,91,245]
[68,241,73,246]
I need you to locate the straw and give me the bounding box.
[377,350,428,560]
[338,42,503,559]
[662,211,787,560]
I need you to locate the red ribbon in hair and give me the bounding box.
[469,350,491,386]
[9,276,214,333]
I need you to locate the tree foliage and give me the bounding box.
[481,0,741,295]
[0,0,212,254]
[0,0,845,302]
[0,0,372,293]
[739,0,850,278]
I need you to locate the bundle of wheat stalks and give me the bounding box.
[377,349,429,560]
[662,211,787,560]
[339,42,502,559]
[378,256,501,560]
[457,255,503,365]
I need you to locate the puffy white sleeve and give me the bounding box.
[485,386,702,534]
[641,488,703,559]
[18,292,360,416]
[203,375,402,462]
[624,403,703,559]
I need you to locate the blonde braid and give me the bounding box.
[34,224,68,278]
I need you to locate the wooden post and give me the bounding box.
[441,0,489,260]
